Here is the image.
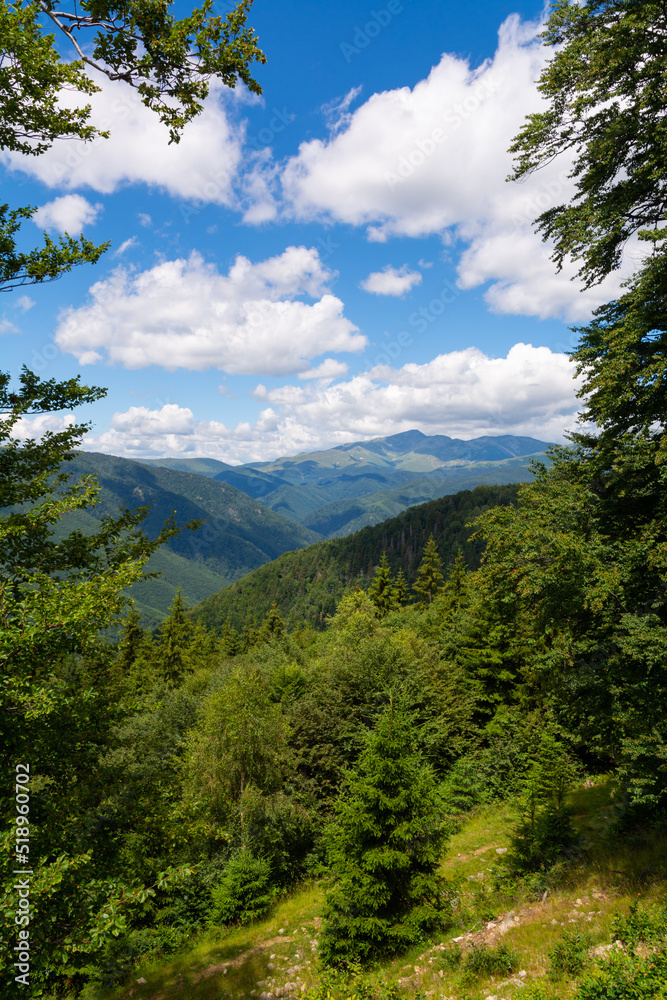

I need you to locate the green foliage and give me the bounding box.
[506,731,579,874]
[612,899,667,949]
[183,666,291,829]
[368,553,399,616]
[0,202,107,291]
[192,484,522,633]
[577,948,667,999]
[412,534,445,603]
[509,0,667,286]
[210,850,275,926]
[0,0,265,150]
[320,705,448,967]
[153,588,195,685]
[461,942,519,982]
[436,944,462,970]
[548,928,592,979]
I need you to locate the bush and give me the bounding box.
[576,948,667,999]
[209,850,275,925]
[612,899,667,949]
[461,942,519,981]
[436,944,462,970]
[548,929,592,979]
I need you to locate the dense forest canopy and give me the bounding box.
[2,1,667,997]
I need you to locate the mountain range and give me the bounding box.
[143,431,550,536]
[55,432,550,624]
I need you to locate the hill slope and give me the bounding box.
[191,482,521,632]
[61,452,323,625]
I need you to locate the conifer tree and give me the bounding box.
[368,552,398,616]
[412,535,445,604]
[260,601,286,640]
[117,603,147,673]
[155,588,193,686]
[221,619,243,656]
[320,705,448,966]
[394,568,408,605]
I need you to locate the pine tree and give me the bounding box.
[155,588,193,686]
[412,535,445,603]
[320,705,448,966]
[368,552,398,616]
[116,603,147,673]
[260,601,286,640]
[394,568,408,605]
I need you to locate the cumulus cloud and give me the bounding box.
[78,344,583,464]
[2,75,244,205]
[267,14,637,321]
[54,245,365,375]
[360,265,422,297]
[298,358,349,380]
[33,194,102,233]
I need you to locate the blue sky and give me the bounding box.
[2,0,640,463]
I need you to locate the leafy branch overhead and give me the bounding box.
[1,0,266,149]
[509,0,667,285]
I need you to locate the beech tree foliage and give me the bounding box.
[509,0,667,285]
[0,2,266,991]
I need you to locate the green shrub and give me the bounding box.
[461,942,519,981]
[507,803,578,873]
[548,928,592,979]
[209,850,275,925]
[612,900,667,949]
[436,944,462,970]
[576,948,667,999]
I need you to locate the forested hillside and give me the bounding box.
[191,483,520,632]
[3,2,667,999]
[61,452,322,625]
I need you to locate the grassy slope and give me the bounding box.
[95,780,667,1000]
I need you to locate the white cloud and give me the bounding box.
[2,75,244,205]
[298,358,349,380]
[13,295,35,312]
[80,344,584,464]
[0,318,18,335]
[33,195,101,233]
[268,14,637,321]
[55,246,365,375]
[321,86,363,134]
[360,265,422,297]
[114,237,138,257]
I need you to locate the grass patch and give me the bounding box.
[86,785,667,1000]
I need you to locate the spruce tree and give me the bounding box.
[320,705,448,966]
[117,603,147,673]
[260,601,286,640]
[155,588,193,686]
[368,552,398,616]
[412,535,445,603]
[394,568,408,606]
